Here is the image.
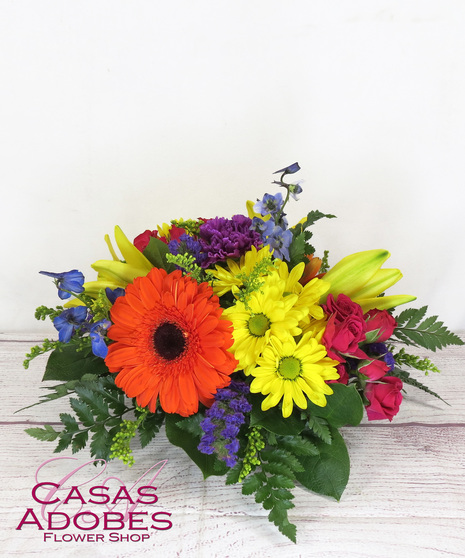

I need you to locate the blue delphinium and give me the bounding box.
[254,192,284,217]
[53,306,88,343]
[198,380,252,468]
[89,319,111,358]
[105,287,125,304]
[39,270,85,299]
[273,162,301,175]
[264,226,293,261]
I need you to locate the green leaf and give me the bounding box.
[43,345,109,382]
[306,384,364,428]
[70,398,95,427]
[393,306,464,351]
[276,434,319,457]
[72,431,89,454]
[138,409,165,449]
[278,521,297,544]
[260,448,304,473]
[249,395,306,436]
[74,385,109,422]
[55,432,73,453]
[295,428,350,500]
[90,424,112,461]
[307,416,332,445]
[143,237,176,272]
[164,414,228,479]
[241,473,263,495]
[293,210,336,236]
[59,413,79,433]
[25,424,60,442]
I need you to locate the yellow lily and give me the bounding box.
[321,249,416,312]
[65,226,154,307]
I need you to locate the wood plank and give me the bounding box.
[1,333,464,556]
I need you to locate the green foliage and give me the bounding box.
[137,408,165,449]
[26,376,136,462]
[164,414,228,479]
[305,384,365,428]
[25,424,60,442]
[319,249,330,273]
[289,211,336,268]
[143,237,176,273]
[165,253,207,283]
[110,408,149,467]
[170,218,204,236]
[89,290,113,321]
[295,428,350,501]
[249,394,306,436]
[306,415,332,445]
[235,430,323,543]
[393,306,464,351]
[390,367,448,404]
[234,255,276,310]
[34,305,64,321]
[43,344,109,382]
[23,338,62,369]
[238,426,265,481]
[392,347,440,375]
[240,450,298,542]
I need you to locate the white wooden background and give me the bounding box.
[1,332,464,558]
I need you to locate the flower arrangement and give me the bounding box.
[23,163,463,541]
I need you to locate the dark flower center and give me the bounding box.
[153,322,187,360]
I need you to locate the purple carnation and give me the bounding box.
[198,215,262,267]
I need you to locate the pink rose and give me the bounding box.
[364,309,397,343]
[365,376,403,421]
[322,294,367,360]
[359,359,390,380]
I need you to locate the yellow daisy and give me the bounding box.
[223,270,304,372]
[210,245,274,297]
[269,260,330,322]
[249,333,340,418]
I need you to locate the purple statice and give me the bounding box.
[198,380,252,468]
[168,233,207,267]
[198,215,262,268]
[366,342,396,372]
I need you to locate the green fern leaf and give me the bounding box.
[307,416,332,445]
[391,368,448,404]
[25,424,60,442]
[393,306,464,351]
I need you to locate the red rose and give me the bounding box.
[364,309,397,343]
[325,293,364,323]
[322,294,367,360]
[134,226,187,252]
[134,229,158,252]
[359,359,389,380]
[365,376,403,421]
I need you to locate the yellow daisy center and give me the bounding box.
[247,313,270,337]
[278,356,302,380]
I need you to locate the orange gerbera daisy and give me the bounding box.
[105,267,238,417]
